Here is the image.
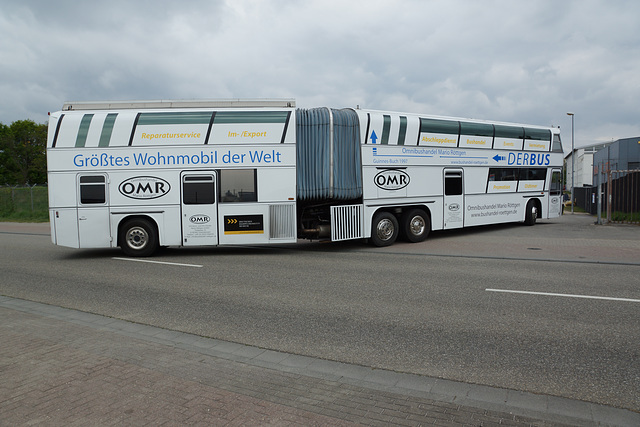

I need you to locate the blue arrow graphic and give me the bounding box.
[493,154,506,162]
[370,130,378,144]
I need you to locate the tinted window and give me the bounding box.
[460,122,493,137]
[444,172,463,195]
[138,111,213,125]
[79,175,106,204]
[488,168,519,182]
[494,125,524,139]
[420,118,459,135]
[551,171,562,195]
[521,168,547,180]
[219,169,257,203]
[552,133,563,152]
[183,175,215,204]
[524,128,551,142]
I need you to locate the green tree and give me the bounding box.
[0,123,13,184]
[0,120,47,185]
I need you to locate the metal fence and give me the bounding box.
[605,170,640,224]
[0,185,49,220]
[582,170,640,224]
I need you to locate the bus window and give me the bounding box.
[420,118,459,135]
[460,121,493,137]
[444,171,463,195]
[183,175,215,205]
[552,133,563,152]
[521,168,546,181]
[219,169,257,203]
[550,170,562,196]
[79,175,106,204]
[494,125,524,140]
[524,128,551,142]
[488,168,520,182]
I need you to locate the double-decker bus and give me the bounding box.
[46,99,563,256]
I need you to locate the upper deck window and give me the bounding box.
[213,111,289,124]
[75,114,94,147]
[494,125,524,140]
[552,133,563,152]
[137,111,213,125]
[460,122,494,137]
[524,128,551,142]
[420,118,459,135]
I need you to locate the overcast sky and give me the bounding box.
[1,0,639,152]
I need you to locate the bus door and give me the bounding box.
[77,174,112,248]
[444,169,464,229]
[180,172,218,246]
[549,168,563,218]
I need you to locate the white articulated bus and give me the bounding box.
[46,99,564,256]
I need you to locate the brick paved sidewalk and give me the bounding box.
[1,297,637,426]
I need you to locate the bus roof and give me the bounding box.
[61,99,296,111]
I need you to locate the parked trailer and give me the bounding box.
[46,99,564,256]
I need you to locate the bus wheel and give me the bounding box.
[120,219,158,257]
[370,212,399,247]
[402,209,430,243]
[524,201,537,226]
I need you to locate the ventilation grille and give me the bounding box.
[269,204,296,240]
[331,204,364,241]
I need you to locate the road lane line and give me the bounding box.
[112,257,203,268]
[486,288,640,303]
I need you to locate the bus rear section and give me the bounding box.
[46,100,298,256]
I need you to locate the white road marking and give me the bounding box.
[112,257,203,268]
[486,288,640,303]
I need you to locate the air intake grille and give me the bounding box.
[331,204,364,241]
[270,204,296,240]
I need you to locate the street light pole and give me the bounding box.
[567,112,575,214]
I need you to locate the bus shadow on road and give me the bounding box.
[52,219,563,261]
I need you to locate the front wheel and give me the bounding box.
[119,218,159,257]
[402,209,430,243]
[370,212,399,247]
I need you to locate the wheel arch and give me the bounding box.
[116,215,160,248]
[523,198,542,225]
[528,198,542,219]
[368,204,433,245]
[400,206,432,243]
[369,204,433,219]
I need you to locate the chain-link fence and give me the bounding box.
[0,185,49,221]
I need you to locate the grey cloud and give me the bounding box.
[1,0,639,150]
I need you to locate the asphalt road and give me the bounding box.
[1,214,639,412]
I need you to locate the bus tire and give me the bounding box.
[370,211,399,247]
[119,218,158,257]
[402,209,430,243]
[524,200,537,226]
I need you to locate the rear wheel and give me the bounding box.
[370,212,399,247]
[120,218,158,257]
[402,209,430,243]
[524,200,538,226]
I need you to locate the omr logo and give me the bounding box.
[190,215,210,224]
[374,169,410,190]
[448,203,460,211]
[119,176,170,199]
